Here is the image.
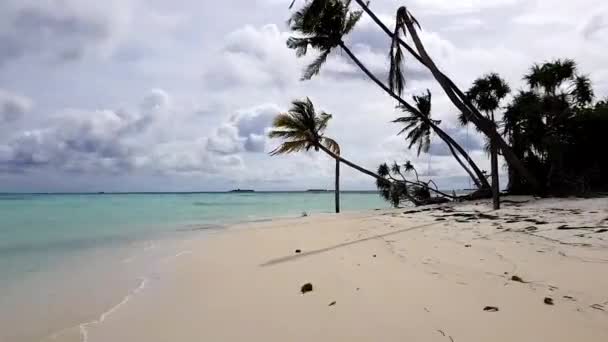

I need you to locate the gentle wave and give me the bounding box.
[78,277,148,342]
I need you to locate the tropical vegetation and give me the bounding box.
[268,0,607,209]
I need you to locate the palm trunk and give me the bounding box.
[400,11,539,192]
[335,159,340,213]
[443,136,484,189]
[317,144,454,204]
[352,0,539,191]
[490,112,500,209]
[338,42,490,190]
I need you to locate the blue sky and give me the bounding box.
[1,0,607,192]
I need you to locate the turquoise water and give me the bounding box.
[0,192,387,342]
[0,191,386,281]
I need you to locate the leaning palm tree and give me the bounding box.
[394,89,487,189]
[269,98,453,207]
[287,0,539,190]
[287,0,489,192]
[382,5,540,191]
[464,73,511,209]
[268,98,342,212]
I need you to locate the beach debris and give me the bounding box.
[300,283,313,294]
[464,244,472,248]
[295,249,301,254]
[483,306,499,312]
[590,304,605,311]
[435,217,447,221]
[478,213,499,220]
[301,211,308,217]
[563,295,576,301]
[510,275,525,283]
[372,254,377,258]
[544,297,554,305]
[328,301,336,306]
[524,226,538,232]
[596,229,608,233]
[356,287,360,291]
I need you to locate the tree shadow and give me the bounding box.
[259,221,439,267]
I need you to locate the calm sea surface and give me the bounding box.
[0,192,387,342]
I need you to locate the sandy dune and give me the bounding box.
[86,197,608,342]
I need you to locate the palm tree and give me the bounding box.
[287,0,489,191]
[464,73,511,209]
[379,4,540,191]
[287,0,539,190]
[269,98,453,207]
[394,89,488,189]
[268,98,342,212]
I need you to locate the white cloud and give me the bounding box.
[0,89,32,122]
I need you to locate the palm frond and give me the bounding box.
[286,37,310,57]
[343,6,364,35]
[571,74,594,106]
[302,49,331,80]
[269,139,310,156]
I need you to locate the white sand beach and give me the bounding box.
[76,197,608,341]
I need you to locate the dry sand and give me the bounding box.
[85,197,608,342]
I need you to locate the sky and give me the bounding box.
[0,0,607,192]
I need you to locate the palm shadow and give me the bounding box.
[259,221,439,267]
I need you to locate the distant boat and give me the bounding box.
[306,189,328,192]
[229,189,255,193]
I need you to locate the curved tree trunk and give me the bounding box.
[352,0,539,192]
[338,42,490,190]
[335,159,340,213]
[442,134,484,189]
[490,112,500,209]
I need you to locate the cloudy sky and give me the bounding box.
[0,0,606,192]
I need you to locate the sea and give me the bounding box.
[0,191,388,342]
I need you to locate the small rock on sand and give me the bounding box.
[295,249,301,253]
[483,306,499,312]
[328,301,336,306]
[544,297,554,305]
[301,283,313,294]
[511,275,525,283]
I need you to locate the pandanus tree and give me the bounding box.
[505,59,596,191]
[287,0,489,192]
[462,73,511,209]
[394,89,488,189]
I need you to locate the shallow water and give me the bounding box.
[0,192,387,342]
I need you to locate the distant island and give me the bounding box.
[229,189,255,193]
[306,189,328,192]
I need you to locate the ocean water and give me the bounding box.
[0,192,387,342]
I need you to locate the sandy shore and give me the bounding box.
[85,197,608,342]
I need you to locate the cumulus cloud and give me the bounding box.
[0,89,32,122]
[207,103,280,154]
[203,24,304,88]
[0,89,250,175]
[0,0,131,67]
